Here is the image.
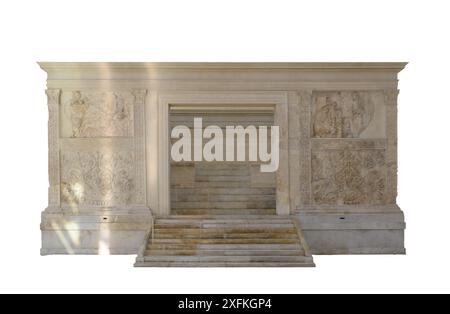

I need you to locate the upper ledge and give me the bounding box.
[39,62,408,72]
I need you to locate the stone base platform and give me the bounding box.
[40,209,152,255]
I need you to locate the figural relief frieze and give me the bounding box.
[312,91,379,138]
[312,149,387,205]
[62,91,134,138]
[60,151,135,208]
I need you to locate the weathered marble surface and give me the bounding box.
[312,91,386,139]
[312,149,387,205]
[61,91,134,138]
[61,150,135,208]
[39,63,406,256]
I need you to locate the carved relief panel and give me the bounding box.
[60,91,134,138]
[309,90,391,207]
[312,91,386,139]
[52,89,148,210]
[312,149,387,205]
[61,151,135,208]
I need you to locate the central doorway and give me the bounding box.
[169,108,276,215]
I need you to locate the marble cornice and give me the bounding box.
[39,62,408,81]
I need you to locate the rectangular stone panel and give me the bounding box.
[311,149,387,205]
[60,91,135,138]
[312,90,386,139]
[60,150,136,208]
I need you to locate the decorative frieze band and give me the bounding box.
[132,89,148,206]
[298,90,313,206]
[385,89,399,204]
[46,89,61,209]
[288,92,301,210]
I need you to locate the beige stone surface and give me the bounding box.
[39,62,407,261]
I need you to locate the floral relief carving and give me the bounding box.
[46,89,61,207]
[312,149,386,205]
[313,91,376,138]
[65,91,134,138]
[61,151,135,207]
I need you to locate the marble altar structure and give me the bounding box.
[39,62,407,267]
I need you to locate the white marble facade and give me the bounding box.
[40,63,406,255]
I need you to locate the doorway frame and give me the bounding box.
[146,91,290,216]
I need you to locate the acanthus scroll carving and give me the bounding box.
[312,149,387,205]
[61,151,135,207]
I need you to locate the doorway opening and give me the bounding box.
[169,107,276,216]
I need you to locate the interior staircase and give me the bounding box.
[135,215,315,267]
[171,163,276,216]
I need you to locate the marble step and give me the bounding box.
[169,115,273,124]
[195,164,251,171]
[135,261,315,267]
[195,176,250,183]
[170,209,277,215]
[153,233,298,240]
[172,201,276,209]
[172,187,276,195]
[151,238,300,245]
[154,223,294,229]
[154,227,297,235]
[194,181,254,188]
[148,244,303,251]
[172,194,275,202]
[196,169,250,176]
[156,216,293,224]
[140,255,310,263]
[144,249,305,256]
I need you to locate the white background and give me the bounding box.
[0,0,449,294]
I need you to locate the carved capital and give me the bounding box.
[384,89,400,107]
[132,89,148,104]
[298,89,313,103]
[46,89,61,105]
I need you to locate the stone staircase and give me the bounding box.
[135,215,315,267]
[137,161,314,267]
[171,163,276,216]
